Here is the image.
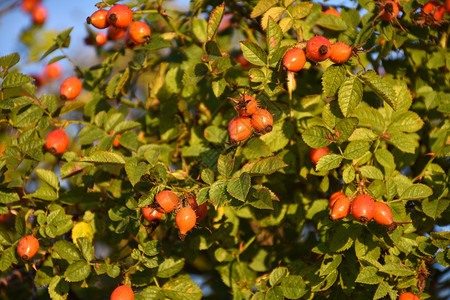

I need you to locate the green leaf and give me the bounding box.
[0,53,20,70]
[266,18,283,57]
[0,189,20,204]
[76,237,94,262]
[261,7,285,30]
[207,2,225,40]
[196,187,209,205]
[143,240,161,257]
[378,263,415,277]
[269,267,288,287]
[280,275,307,299]
[0,247,15,272]
[316,154,343,171]
[374,281,391,300]
[157,257,185,278]
[389,111,424,133]
[316,14,347,31]
[359,166,384,180]
[36,169,59,190]
[375,149,396,169]
[251,0,278,18]
[335,117,358,144]
[343,165,356,183]
[352,106,385,133]
[26,183,58,201]
[399,184,433,200]
[55,27,73,48]
[217,154,234,178]
[248,188,273,209]
[113,120,141,133]
[64,260,91,282]
[330,223,362,252]
[144,149,159,166]
[12,105,44,128]
[355,266,383,285]
[60,162,91,178]
[201,169,214,185]
[162,274,203,300]
[361,70,397,110]
[302,126,332,148]
[48,276,69,300]
[227,172,251,202]
[240,41,267,67]
[292,2,313,19]
[2,73,33,89]
[338,76,363,117]
[125,158,147,186]
[204,125,227,144]
[240,156,287,175]
[192,18,207,41]
[80,150,125,164]
[212,78,227,98]
[422,198,449,219]
[182,63,208,86]
[53,240,81,263]
[322,65,346,97]
[387,131,417,154]
[344,141,370,160]
[59,100,85,116]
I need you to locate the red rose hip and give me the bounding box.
[17,235,39,261]
[373,202,393,225]
[110,285,134,300]
[306,36,331,62]
[228,116,252,143]
[283,48,306,72]
[60,77,82,100]
[351,194,375,224]
[45,129,69,155]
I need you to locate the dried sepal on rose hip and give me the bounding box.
[372,0,406,31]
[229,94,258,117]
[415,1,447,27]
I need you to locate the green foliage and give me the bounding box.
[0,0,449,299]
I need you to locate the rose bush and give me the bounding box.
[0,0,449,299]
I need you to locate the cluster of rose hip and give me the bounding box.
[328,191,393,226]
[86,4,151,48]
[228,95,274,144]
[21,0,47,25]
[282,36,354,73]
[142,190,207,240]
[417,0,450,26]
